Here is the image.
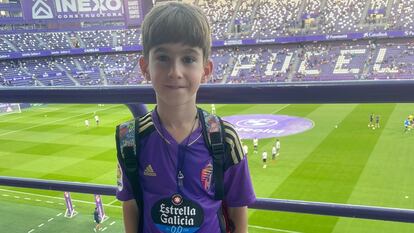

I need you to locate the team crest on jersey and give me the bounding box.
[201,162,213,192]
[117,163,123,191]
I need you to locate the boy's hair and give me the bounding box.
[141,2,211,63]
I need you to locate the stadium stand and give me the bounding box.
[1,0,414,50]
[198,0,237,40]
[2,33,46,52]
[1,0,414,45]
[3,38,414,86]
[248,0,300,38]
[0,37,14,54]
[317,0,366,34]
[0,53,143,86]
[389,0,414,30]
[37,32,74,50]
[0,29,141,55]
[0,60,35,86]
[2,0,414,86]
[76,30,114,48]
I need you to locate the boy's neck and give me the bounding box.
[156,103,198,129]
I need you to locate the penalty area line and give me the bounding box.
[0,105,118,137]
[249,225,303,233]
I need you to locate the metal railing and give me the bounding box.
[1,176,414,223]
[1,80,414,104]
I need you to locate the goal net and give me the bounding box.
[0,103,21,115]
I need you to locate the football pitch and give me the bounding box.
[1,103,414,233]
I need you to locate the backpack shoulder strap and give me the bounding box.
[116,111,153,233]
[198,108,226,200]
[198,108,245,233]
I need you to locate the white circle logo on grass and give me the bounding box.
[236,119,279,127]
[222,114,314,139]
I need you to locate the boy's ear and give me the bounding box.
[202,59,213,83]
[139,56,150,81]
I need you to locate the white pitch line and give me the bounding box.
[249,225,302,233]
[107,199,118,205]
[0,188,121,208]
[35,199,41,202]
[24,197,31,200]
[28,229,35,233]
[46,201,54,204]
[272,104,290,114]
[109,221,116,226]
[0,105,117,137]
[26,212,58,233]
[0,107,62,124]
[101,227,108,232]
[14,196,20,199]
[2,194,9,197]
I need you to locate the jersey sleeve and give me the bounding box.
[222,121,244,167]
[116,161,135,201]
[115,113,154,202]
[222,121,256,207]
[115,122,135,202]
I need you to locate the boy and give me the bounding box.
[253,137,258,154]
[85,119,90,128]
[116,3,255,233]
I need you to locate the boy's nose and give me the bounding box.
[168,61,183,79]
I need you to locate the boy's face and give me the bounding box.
[140,43,213,107]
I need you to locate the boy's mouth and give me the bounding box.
[165,85,184,89]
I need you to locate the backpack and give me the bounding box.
[115,108,236,233]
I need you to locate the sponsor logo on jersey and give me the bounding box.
[117,163,123,191]
[152,194,204,233]
[144,164,157,177]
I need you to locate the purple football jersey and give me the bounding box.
[117,110,256,233]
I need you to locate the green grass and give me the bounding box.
[1,103,414,233]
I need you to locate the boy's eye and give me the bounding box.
[183,56,196,64]
[157,55,169,62]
